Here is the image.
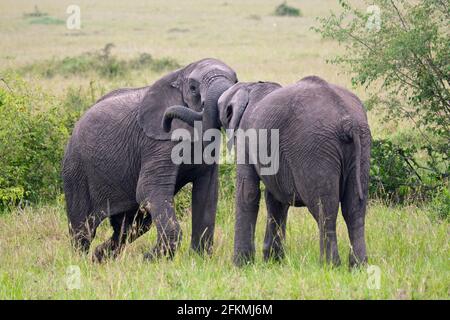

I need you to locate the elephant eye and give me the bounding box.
[190,85,198,94]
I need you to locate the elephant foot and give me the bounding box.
[143,243,178,262]
[233,250,255,267]
[143,250,159,262]
[191,242,213,257]
[263,247,285,263]
[71,234,92,255]
[92,240,120,263]
[320,252,342,268]
[349,253,368,269]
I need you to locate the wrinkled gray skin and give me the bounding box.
[62,58,237,262]
[216,78,371,267]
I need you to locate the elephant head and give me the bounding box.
[217,82,282,150]
[158,58,237,140]
[218,82,282,129]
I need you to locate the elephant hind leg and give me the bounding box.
[308,194,341,267]
[93,207,152,262]
[70,213,104,254]
[263,190,289,262]
[341,179,368,268]
[64,174,99,254]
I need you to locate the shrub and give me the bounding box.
[314,0,449,204]
[370,139,421,202]
[61,83,104,133]
[23,5,64,25]
[274,2,302,17]
[430,185,450,221]
[0,75,71,211]
[28,16,64,25]
[17,44,180,79]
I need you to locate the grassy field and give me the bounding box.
[0,0,448,299]
[0,201,448,299]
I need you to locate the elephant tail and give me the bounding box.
[338,116,363,201]
[353,132,363,201]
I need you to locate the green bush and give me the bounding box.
[28,16,64,25]
[369,138,448,205]
[315,0,449,205]
[274,2,302,17]
[370,139,420,202]
[23,6,63,25]
[430,184,450,221]
[0,76,71,211]
[18,44,180,79]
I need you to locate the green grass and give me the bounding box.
[0,200,448,299]
[28,16,64,25]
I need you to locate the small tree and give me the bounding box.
[314,0,449,180]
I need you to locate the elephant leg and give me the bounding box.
[64,173,98,254]
[67,200,103,254]
[93,207,152,262]
[191,165,218,255]
[309,195,341,266]
[142,197,181,261]
[136,157,181,261]
[263,190,289,262]
[233,164,261,266]
[341,181,368,268]
[69,211,103,254]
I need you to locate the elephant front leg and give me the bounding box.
[263,190,289,262]
[191,165,218,255]
[233,164,261,266]
[143,198,182,261]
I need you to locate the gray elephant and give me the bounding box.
[217,78,372,267]
[165,77,371,267]
[62,58,237,262]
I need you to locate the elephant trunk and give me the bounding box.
[162,105,203,132]
[201,77,234,133]
[162,77,234,138]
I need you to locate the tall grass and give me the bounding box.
[0,200,447,299]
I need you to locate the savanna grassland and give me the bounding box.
[0,0,448,299]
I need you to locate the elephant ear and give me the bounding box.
[138,70,194,140]
[223,88,249,151]
[224,88,249,130]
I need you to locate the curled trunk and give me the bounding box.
[162,105,203,132]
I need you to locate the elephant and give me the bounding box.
[62,58,237,262]
[170,77,371,267]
